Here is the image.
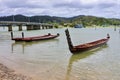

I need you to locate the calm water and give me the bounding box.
[0,27,120,80]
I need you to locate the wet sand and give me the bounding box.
[0,63,32,80]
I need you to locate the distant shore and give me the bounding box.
[0,63,32,80]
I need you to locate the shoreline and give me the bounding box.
[0,63,32,80]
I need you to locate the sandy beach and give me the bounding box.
[0,63,32,80]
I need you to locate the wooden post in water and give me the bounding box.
[22,32,24,38]
[11,32,13,39]
[107,33,110,39]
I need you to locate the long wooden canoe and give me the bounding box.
[65,29,110,53]
[11,32,59,42]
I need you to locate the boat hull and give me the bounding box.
[71,40,108,53]
[12,34,59,42]
[65,29,110,54]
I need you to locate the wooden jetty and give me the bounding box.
[0,21,53,31]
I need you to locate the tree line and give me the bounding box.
[0,14,120,27]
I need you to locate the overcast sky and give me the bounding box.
[0,0,119,18]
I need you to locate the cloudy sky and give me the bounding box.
[0,0,119,18]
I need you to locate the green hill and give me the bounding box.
[0,14,120,27]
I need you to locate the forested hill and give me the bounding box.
[0,14,120,27]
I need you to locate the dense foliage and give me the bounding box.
[0,14,120,27]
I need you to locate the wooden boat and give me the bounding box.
[65,29,110,53]
[11,32,59,42]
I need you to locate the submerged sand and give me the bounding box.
[0,63,32,80]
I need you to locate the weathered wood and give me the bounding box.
[65,29,74,51]
[65,29,110,53]
[22,32,24,38]
[11,32,13,39]
[12,33,59,42]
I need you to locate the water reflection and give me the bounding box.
[11,39,59,54]
[119,29,120,34]
[66,45,108,80]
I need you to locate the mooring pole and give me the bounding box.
[11,32,13,39]
[22,32,24,38]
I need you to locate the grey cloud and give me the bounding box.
[53,1,117,10]
[97,2,116,8]
[2,0,46,8]
[3,0,27,8]
[53,2,94,9]
[0,0,119,18]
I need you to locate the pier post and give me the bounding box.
[39,25,41,30]
[44,26,46,29]
[26,25,33,30]
[42,25,45,29]
[46,26,48,29]
[51,25,53,29]
[48,26,49,29]
[8,25,12,31]
[50,25,53,29]
[44,26,47,29]
[33,25,40,30]
[18,25,22,31]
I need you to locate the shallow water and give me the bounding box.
[0,27,120,80]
